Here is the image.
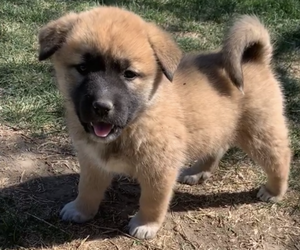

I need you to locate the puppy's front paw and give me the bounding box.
[128,214,160,239]
[60,200,95,223]
[257,185,283,203]
[178,169,212,185]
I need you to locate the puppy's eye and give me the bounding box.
[124,70,137,80]
[76,64,89,75]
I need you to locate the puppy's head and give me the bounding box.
[38,7,182,143]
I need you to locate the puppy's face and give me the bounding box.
[38,7,181,143]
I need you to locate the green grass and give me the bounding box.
[0,0,299,133]
[0,0,299,132]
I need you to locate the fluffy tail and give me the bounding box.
[222,15,272,93]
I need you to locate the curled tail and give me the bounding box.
[222,15,272,93]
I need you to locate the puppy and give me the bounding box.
[38,7,290,240]
[38,6,182,239]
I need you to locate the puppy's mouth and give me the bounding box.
[87,121,122,142]
[91,122,114,138]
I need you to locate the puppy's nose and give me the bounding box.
[93,100,113,116]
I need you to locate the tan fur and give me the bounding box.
[176,16,290,202]
[38,9,290,240]
[222,15,273,93]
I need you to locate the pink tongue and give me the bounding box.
[92,122,113,137]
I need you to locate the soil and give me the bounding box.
[0,124,299,250]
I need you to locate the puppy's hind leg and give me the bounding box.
[237,119,291,203]
[178,147,228,185]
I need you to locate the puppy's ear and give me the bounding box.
[38,13,78,61]
[147,23,182,81]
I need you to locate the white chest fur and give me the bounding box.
[75,140,134,176]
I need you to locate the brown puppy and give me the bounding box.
[38,8,290,240]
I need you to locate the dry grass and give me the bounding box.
[1,124,299,249]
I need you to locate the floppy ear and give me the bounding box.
[38,13,78,61]
[147,23,182,81]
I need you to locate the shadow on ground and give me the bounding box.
[274,27,300,123]
[0,173,260,249]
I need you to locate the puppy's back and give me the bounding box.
[172,15,280,157]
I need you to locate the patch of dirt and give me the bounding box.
[0,125,299,250]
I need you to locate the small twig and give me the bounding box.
[25,212,68,234]
[178,224,198,250]
[20,170,25,183]
[109,240,121,250]
[4,124,20,131]
[88,225,121,232]
[77,235,90,249]
[20,133,38,144]
[40,149,75,156]
[90,225,139,240]
[89,224,162,249]
[280,226,300,230]
[38,154,65,159]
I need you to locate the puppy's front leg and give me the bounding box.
[129,168,178,239]
[60,153,113,223]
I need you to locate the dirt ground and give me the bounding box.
[0,124,299,250]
